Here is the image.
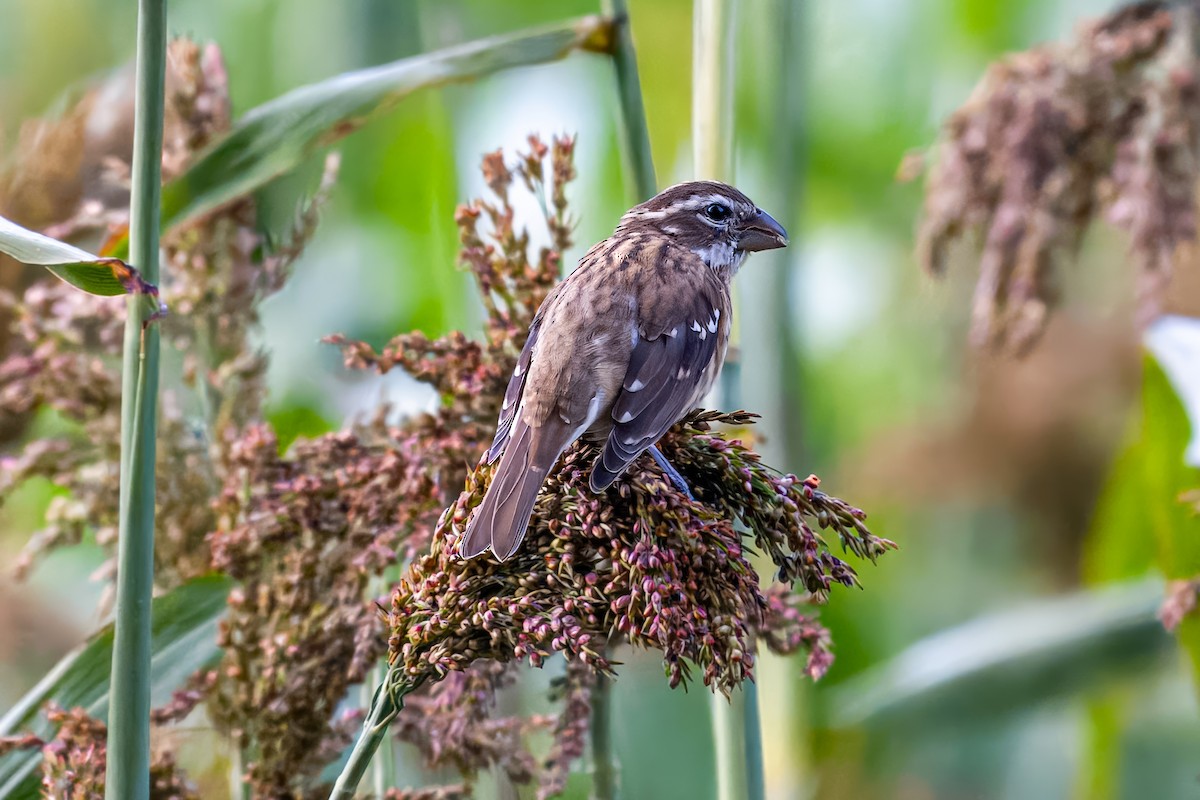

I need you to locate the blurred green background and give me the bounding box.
[2,0,1198,798]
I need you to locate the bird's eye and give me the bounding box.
[704,203,732,222]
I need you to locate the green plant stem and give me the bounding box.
[229,746,248,800]
[711,693,748,800]
[330,678,406,800]
[737,2,808,795]
[367,580,398,797]
[741,681,764,800]
[604,0,656,201]
[105,1,166,799]
[591,674,619,800]
[596,3,656,794]
[692,0,735,183]
[693,1,763,799]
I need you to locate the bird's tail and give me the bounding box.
[460,417,568,561]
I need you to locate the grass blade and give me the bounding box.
[104,15,616,259]
[0,575,232,798]
[0,215,162,316]
[604,0,656,202]
[828,580,1173,728]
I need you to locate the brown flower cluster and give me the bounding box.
[386,410,890,696]
[1160,577,1200,631]
[205,423,413,796]
[0,704,200,800]
[0,38,336,591]
[915,1,1200,351]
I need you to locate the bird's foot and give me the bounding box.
[647,444,695,501]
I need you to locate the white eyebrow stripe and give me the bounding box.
[624,192,742,220]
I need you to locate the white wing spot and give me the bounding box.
[706,315,718,334]
[691,320,702,332]
[667,327,679,338]
[628,379,645,392]
[514,363,525,377]
[617,409,634,423]
[559,412,572,424]
[677,367,691,379]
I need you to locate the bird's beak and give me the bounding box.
[738,209,789,252]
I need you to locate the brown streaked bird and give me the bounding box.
[460,181,788,561]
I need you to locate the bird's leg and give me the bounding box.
[647,444,695,501]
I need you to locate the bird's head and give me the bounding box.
[616,181,788,277]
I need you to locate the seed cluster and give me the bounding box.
[386,410,891,696]
[916,1,1200,351]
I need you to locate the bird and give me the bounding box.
[459,180,788,561]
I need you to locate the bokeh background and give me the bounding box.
[2,1,1198,798]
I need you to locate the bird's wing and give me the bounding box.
[590,268,725,491]
[485,315,542,464]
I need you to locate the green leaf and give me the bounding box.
[1138,354,1200,578]
[1085,353,1200,583]
[106,14,615,259]
[0,215,163,317]
[0,574,232,798]
[827,580,1174,729]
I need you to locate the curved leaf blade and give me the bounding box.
[132,15,614,252]
[0,215,163,317]
[0,574,232,797]
[827,580,1174,729]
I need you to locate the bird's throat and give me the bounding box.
[692,240,745,282]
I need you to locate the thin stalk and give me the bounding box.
[105,1,166,799]
[604,0,657,201]
[229,747,248,800]
[741,681,764,800]
[692,0,735,183]
[737,2,807,796]
[693,2,763,799]
[367,578,398,797]
[590,674,619,800]
[371,690,397,798]
[329,679,405,800]
[1075,695,1122,800]
[596,4,657,795]
[711,692,748,800]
